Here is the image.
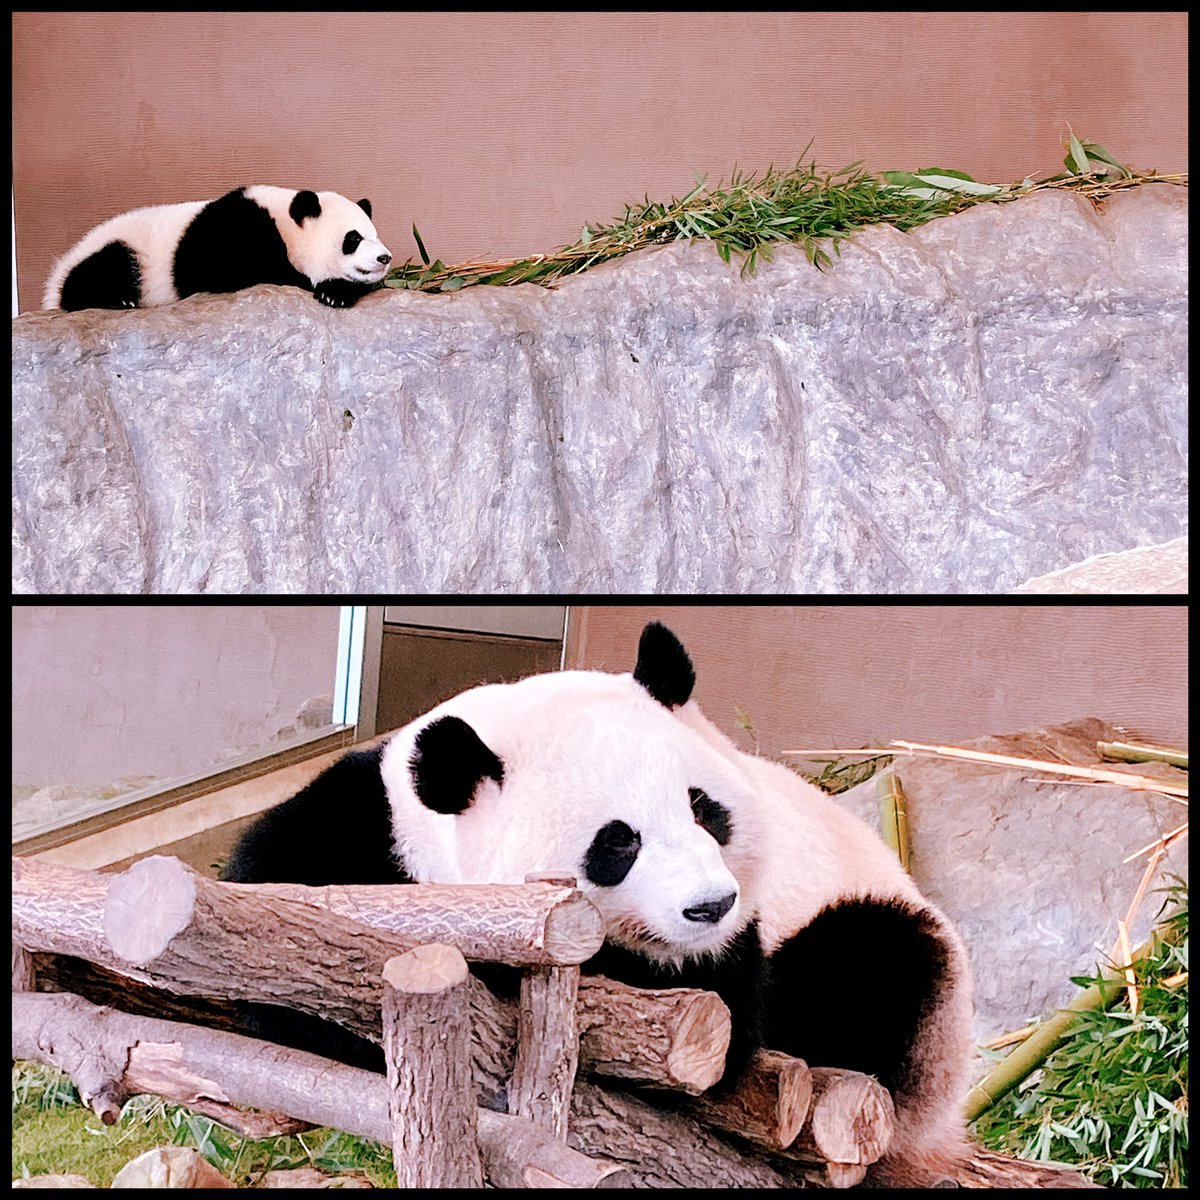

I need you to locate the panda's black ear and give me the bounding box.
[289,190,322,225]
[356,198,372,219]
[409,716,504,815]
[633,622,695,709]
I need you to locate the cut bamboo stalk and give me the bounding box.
[1097,740,1188,770]
[964,938,1157,1121]
[876,773,910,873]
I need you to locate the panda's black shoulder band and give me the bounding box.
[633,621,695,709]
[409,715,504,815]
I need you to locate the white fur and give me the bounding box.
[379,670,755,964]
[243,186,389,289]
[43,200,206,309]
[42,186,389,310]
[673,698,974,1181]
[378,650,972,1181]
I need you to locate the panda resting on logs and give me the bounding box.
[224,622,972,1184]
[42,186,391,312]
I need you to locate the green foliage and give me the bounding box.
[799,752,892,795]
[972,885,1188,1188]
[384,138,1177,295]
[11,1061,396,1187]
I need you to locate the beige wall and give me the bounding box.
[13,11,1188,314]
[12,606,340,793]
[567,605,1188,757]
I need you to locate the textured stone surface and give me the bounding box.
[1011,535,1187,593]
[12,187,1187,594]
[834,718,1188,1041]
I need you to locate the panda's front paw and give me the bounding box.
[314,280,365,308]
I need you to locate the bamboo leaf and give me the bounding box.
[411,224,430,266]
[1067,130,1091,175]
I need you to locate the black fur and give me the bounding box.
[409,715,505,815]
[583,820,642,885]
[222,746,407,886]
[764,897,953,1092]
[288,189,323,224]
[221,745,408,1072]
[633,621,696,709]
[313,277,376,308]
[173,187,312,302]
[689,787,732,845]
[59,240,142,311]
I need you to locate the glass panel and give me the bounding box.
[12,605,344,842]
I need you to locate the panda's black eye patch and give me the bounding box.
[584,820,642,886]
[689,787,732,846]
[342,230,363,255]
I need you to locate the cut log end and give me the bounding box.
[382,943,469,994]
[665,993,732,1093]
[103,856,197,966]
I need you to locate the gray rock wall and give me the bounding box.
[12,188,1187,594]
[834,718,1188,1042]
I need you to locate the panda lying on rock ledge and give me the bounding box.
[223,622,972,1184]
[43,186,391,312]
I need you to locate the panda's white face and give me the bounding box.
[245,186,392,287]
[379,670,758,966]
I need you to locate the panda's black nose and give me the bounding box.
[378,252,392,265]
[683,892,737,924]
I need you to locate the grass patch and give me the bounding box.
[11,1061,396,1188]
[971,883,1188,1187]
[385,136,1185,295]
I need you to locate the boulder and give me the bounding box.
[12,187,1187,594]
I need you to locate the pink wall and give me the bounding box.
[13,11,1188,313]
[567,605,1189,756]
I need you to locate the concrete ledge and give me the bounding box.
[12,187,1188,594]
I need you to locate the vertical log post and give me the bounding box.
[13,943,35,992]
[382,944,483,1189]
[509,873,582,1140]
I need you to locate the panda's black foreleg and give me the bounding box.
[313,278,377,308]
[59,240,142,311]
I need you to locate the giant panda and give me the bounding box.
[223,621,972,1183]
[42,186,391,312]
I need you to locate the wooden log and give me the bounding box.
[13,990,631,1189]
[509,872,582,1141]
[20,854,727,1095]
[14,855,603,968]
[382,946,483,1189]
[683,1049,812,1150]
[782,1066,895,1167]
[13,942,34,992]
[230,874,604,966]
[576,974,730,1094]
[792,1161,868,1188]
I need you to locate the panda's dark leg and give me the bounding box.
[59,241,141,311]
[313,278,376,308]
[236,1002,385,1073]
[764,898,953,1093]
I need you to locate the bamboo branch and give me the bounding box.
[783,742,1189,801]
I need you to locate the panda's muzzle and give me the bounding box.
[683,891,737,924]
